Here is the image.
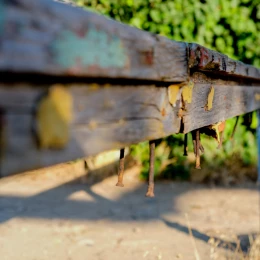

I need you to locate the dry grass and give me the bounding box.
[206,234,260,260]
[186,213,260,260]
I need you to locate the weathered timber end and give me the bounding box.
[0,0,260,176]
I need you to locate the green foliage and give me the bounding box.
[74,0,259,181]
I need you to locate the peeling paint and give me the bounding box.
[168,85,180,106]
[255,93,260,101]
[53,27,128,70]
[37,85,73,149]
[88,120,97,130]
[205,86,214,111]
[182,81,194,104]
[211,121,225,143]
[90,83,99,90]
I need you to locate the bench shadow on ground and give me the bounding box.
[0,163,259,254]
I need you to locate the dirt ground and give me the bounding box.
[0,163,259,260]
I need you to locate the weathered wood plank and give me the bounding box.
[1,75,260,176]
[182,72,260,132]
[2,0,260,83]
[0,0,188,82]
[0,83,181,176]
[1,0,260,177]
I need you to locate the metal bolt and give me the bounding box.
[183,134,188,156]
[116,148,125,187]
[146,140,155,197]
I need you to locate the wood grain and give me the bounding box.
[0,83,181,176]
[1,76,260,176]
[1,0,260,176]
[0,0,188,82]
[182,72,260,132]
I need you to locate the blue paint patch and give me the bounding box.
[0,1,5,35]
[52,27,128,69]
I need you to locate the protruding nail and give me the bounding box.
[116,148,125,187]
[146,140,155,197]
[230,116,239,140]
[217,131,224,149]
[183,134,188,156]
[192,130,201,169]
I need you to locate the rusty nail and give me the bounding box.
[146,140,155,197]
[192,130,201,169]
[217,131,224,149]
[230,116,239,140]
[0,107,5,178]
[116,148,125,187]
[195,130,201,169]
[199,141,204,154]
[183,134,188,156]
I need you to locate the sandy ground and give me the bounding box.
[0,164,259,260]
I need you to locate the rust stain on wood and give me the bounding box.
[37,85,73,149]
[205,86,214,111]
[189,45,222,71]
[141,50,154,65]
[189,46,210,68]
[161,108,166,116]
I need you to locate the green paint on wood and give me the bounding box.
[53,27,128,69]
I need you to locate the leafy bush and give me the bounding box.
[74,0,259,182]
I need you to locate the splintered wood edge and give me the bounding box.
[188,43,260,80]
[182,83,260,133]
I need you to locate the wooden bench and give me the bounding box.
[0,0,260,186]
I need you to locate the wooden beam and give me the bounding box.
[2,0,259,82]
[0,83,181,176]
[1,73,260,176]
[182,72,260,133]
[0,0,188,82]
[1,0,260,176]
